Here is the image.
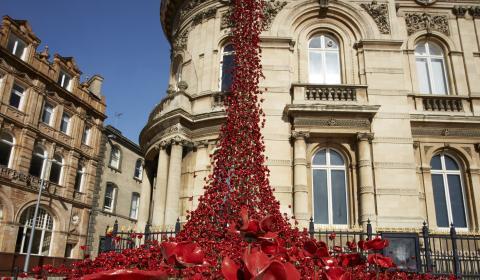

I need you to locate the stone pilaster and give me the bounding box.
[192,140,210,209]
[292,131,309,226]
[151,142,169,228]
[357,132,376,227]
[164,137,184,227]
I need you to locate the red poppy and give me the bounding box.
[329,232,337,240]
[346,241,357,251]
[81,269,168,280]
[367,254,396,268]
[365,237,390,251]
[160,242,205,267]
[221,257,240,280]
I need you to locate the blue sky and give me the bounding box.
[3,0,171,143]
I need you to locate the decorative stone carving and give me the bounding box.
[221,0,287,31]
[415,0,437,6]
[295,118,371,128]
[172,28,190,51]
[191,7,217,26]
[469,6,480,18]
[179,0,206,19]
[318,0,329,17]
[291,131,310,140]
[360,1,391,34]
[177,81,188,92]
[405,13,449,36]
[357,132,374,142]
[452,6,468,18]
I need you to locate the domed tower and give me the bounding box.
[140,0,480,234]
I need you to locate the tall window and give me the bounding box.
[220,44,235,92]
[431,153,467,228]
[60,112,71,134]
[49,155,63,185]
[129,193,140,220]
[9,84,24,110]
[58,70,72,90]
[109,146,121,169]
[103,183,117,212]
[82,125,91,145]
[0,132,14,167]
[7,34,27,59]
[308,35,341,84]
[41,103,54,126]
[74,163,85,192]
[29,146,47,178]
[134,159,143,180]
[312,148,348,225]
[15,206,53,256]
[415,41,448,95]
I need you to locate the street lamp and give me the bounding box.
[23,157,49,273]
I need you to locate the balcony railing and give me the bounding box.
[291,84,368,104]
[408,94,479,114]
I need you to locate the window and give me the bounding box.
[49,155,63,185]
[74,164,85,192]
[60,112,71,134]
[9,84,24,110]
[103,183,117,212]
[134,159,143,180]
[29,146,47,178]
[415,41,448,95]
[129,193,140,220]
[65,244,74,258]
[109,146,121,169]
[308,35,341,84]
[15,206,53,256]
[431,153,467,229]
[220,44,235,92]
[58,70,72,90]
[41,102,54,126]
[0,132,14,167]
[312,148,348,226]
[82,125,91,145]
[7,33,26,59]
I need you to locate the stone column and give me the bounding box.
[293,131,309,226]
[164,138,183,227]
[137,166,152,230]
[357,133,376,227]
[193,141,210,209]
[151,142,169,227]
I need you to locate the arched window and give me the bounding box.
[0,132,14,167]
[220,44,235,92]
[29,146,47,178]
[312,148,348,226]
[49,154,63,185]
[430,153,467,228]
[74,163,85,192]
[103,183,117,212]
[134,159,143,180]
[15,206,54,256]
[109,146,121,170]
[308,35,341,84]
[415,41,448,95]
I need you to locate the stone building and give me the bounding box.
[87,125,146,257]
[0,15,106,261]
[140,0,480,234]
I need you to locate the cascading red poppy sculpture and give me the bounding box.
[30,0,454,279]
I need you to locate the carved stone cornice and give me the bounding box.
[360,1,391,34]
[357,132,374,142]
[191,7,217,26]
[220,0,287,31]
[404,13,449,36]
[415,0,437,6]
[167,136,193,148]
[193,140,210,148]
[291,131,310,140]
[452,6,468,18]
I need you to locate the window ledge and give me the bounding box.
[108,165,122,173]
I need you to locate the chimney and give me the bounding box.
[87,75,104,96]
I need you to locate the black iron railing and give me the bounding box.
[100,218,480,278]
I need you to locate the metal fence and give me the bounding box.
[100,218,480,278]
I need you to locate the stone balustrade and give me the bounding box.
[423,97,463,112]
[291,84,369,104]
[408,94,479,114]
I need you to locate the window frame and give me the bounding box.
[308,34,341,85]
[0,132,15,168]
[133,159,143,180]
[16,206,54,256]
[41,102,55,126]
[60,112,71,135]
[9,83,25,111]
[109,146,121,170]
[82,125,91,146]
[414,41,449,95]
[430,153,468,230]
[311,148,349,227]
[74,164,85,193]
[58,70,72,91]
[129,192,140,220]
[48,154,64,185]
[103,183,117,213]
[7,33,27,60]
[219,43,235,92]
[29,146,48,179]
